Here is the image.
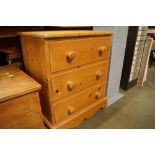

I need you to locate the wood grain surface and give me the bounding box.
[48,36,111,72]
[19,31,112,39]
[53,82,106,124]
[0,92,44,128]
[51,61,108,101]
[0,65,41,102]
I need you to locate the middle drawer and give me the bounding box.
[51,61,108,101]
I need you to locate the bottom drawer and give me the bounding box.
[53,82,106,124]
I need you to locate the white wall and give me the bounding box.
[93,26,128,106]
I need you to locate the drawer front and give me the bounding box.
[53,82,106,124]
[51,61,108,101]
[48,37,111,73]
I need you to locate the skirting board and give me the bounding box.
[107,92,124,107]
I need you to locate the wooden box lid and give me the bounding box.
[19,30,112,39]
[0,65,41,102]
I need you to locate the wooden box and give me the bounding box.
[19,31,112,128]
[0,65,44,128]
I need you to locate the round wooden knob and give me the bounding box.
[66,51,76,62]
[68,106,75,115]
[99,46,106,56]
[67,80,75,91]
[95,91,102,99]
[96,71,102,80]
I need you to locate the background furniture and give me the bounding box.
[138,38,153,85]
[20,31,112,128]
[0,65,44,128]
[120,26,148,90]
[0,26,44,67]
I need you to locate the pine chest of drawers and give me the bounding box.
[20,31,112,128]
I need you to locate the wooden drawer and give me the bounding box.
[53,82,106,124]
[51,61,108,101]
[48,37,111,73]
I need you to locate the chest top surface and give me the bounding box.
[0,65,41,102]
[19,30,112,39]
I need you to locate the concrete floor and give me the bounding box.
[76,65,155,129]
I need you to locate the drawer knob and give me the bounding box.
[95,91,102,99]
[66,51,76,62]
[67,80,75,91]
[96,71,103,80]
[68,106,75,115]
[99,46,106,56]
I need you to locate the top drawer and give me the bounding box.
[48,36,111,73]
